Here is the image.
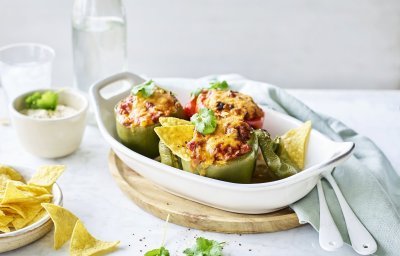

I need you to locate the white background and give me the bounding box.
[0,0,399,89]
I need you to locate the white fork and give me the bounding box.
[323,172,377,255]
[317,178,344,251]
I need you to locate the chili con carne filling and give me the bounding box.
[186,116,253,169]
[196,89,264,121]
[116,87,183,127]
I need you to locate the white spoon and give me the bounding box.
[323,172,377,255]
[317,179,344,251]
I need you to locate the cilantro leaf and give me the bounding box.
[132,80,156,98]
[190,80,229,98]
[190,108,217,135]
[144,246,170,256]
[190,87,203,97]
[183,237,224,256]
[25,91,58,110]
[208,80,229,90]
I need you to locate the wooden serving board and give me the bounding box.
[108,150,301,233]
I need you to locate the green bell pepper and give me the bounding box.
[116,122,161,158]
[159,141,182,169]
[180,132,258,183]
[255,129,298,179]
[115,107,186,159]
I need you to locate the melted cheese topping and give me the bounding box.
[186,116,252,169]
[197,89,264,120]
[115,87,182,127]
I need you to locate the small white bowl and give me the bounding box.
[0,164,63,253]
[9,89,88,158]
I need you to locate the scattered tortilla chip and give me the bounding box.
[28,165,65,188]
[42,203,79,250]
[281,120,312,169]
[70,220,119,256]
[154,125,194,161]
[159,117,192,126]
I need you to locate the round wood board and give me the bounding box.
[108,150,301,234]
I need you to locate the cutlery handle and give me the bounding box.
[324,173,377,255]
[317,179,344,251]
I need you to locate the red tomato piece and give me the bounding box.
[245,116,264,129]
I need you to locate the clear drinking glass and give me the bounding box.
[0,43,55,100]
[72,0,127,94]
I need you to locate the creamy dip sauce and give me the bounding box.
[21,105,77,119]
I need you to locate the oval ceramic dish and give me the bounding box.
[0,165,63,253]
[90,72,354,214]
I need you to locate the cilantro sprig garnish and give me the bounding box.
[209,80,228,90]
[183,237,225,256]
[25,91,58,110]
[132,80,156,98]
[144,213,225,256]
[144,246,170,256]
[190,108,217,135]
[144,215,171,256]
[191,80,229,97]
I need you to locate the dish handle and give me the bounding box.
[89,72,146,110]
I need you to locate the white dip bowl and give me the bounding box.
[9,89,88,158]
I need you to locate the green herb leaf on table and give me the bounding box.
[190,108,217,135]
[132,80,156,98]
[183,237,224,256]
[144,246,170,256]
[25,91,58,110]
[255,129,298,179]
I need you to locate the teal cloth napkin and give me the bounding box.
[209,75,400,256]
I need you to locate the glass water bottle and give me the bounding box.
[72,0,127,94]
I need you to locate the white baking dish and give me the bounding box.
[90,72,354,214]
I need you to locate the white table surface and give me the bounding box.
[0,88,399,256]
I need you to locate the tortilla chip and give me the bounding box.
[159,117,192,126]
[70,220,119,256]
[1,204,26,218]
[1,181,52,204]
[0,225,10,233]
[26,209,47,226]
[0,165,25,183]
[28,165,65,188]
[42,203,79,250]
[12,203,43,230]
[281,120,312,169]
[154,125,194,161]
[0,215,13,226]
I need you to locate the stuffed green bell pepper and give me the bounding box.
[115,80,185,158]
[155,111,258,183]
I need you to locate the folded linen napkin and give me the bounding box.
[199,74,400,256]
